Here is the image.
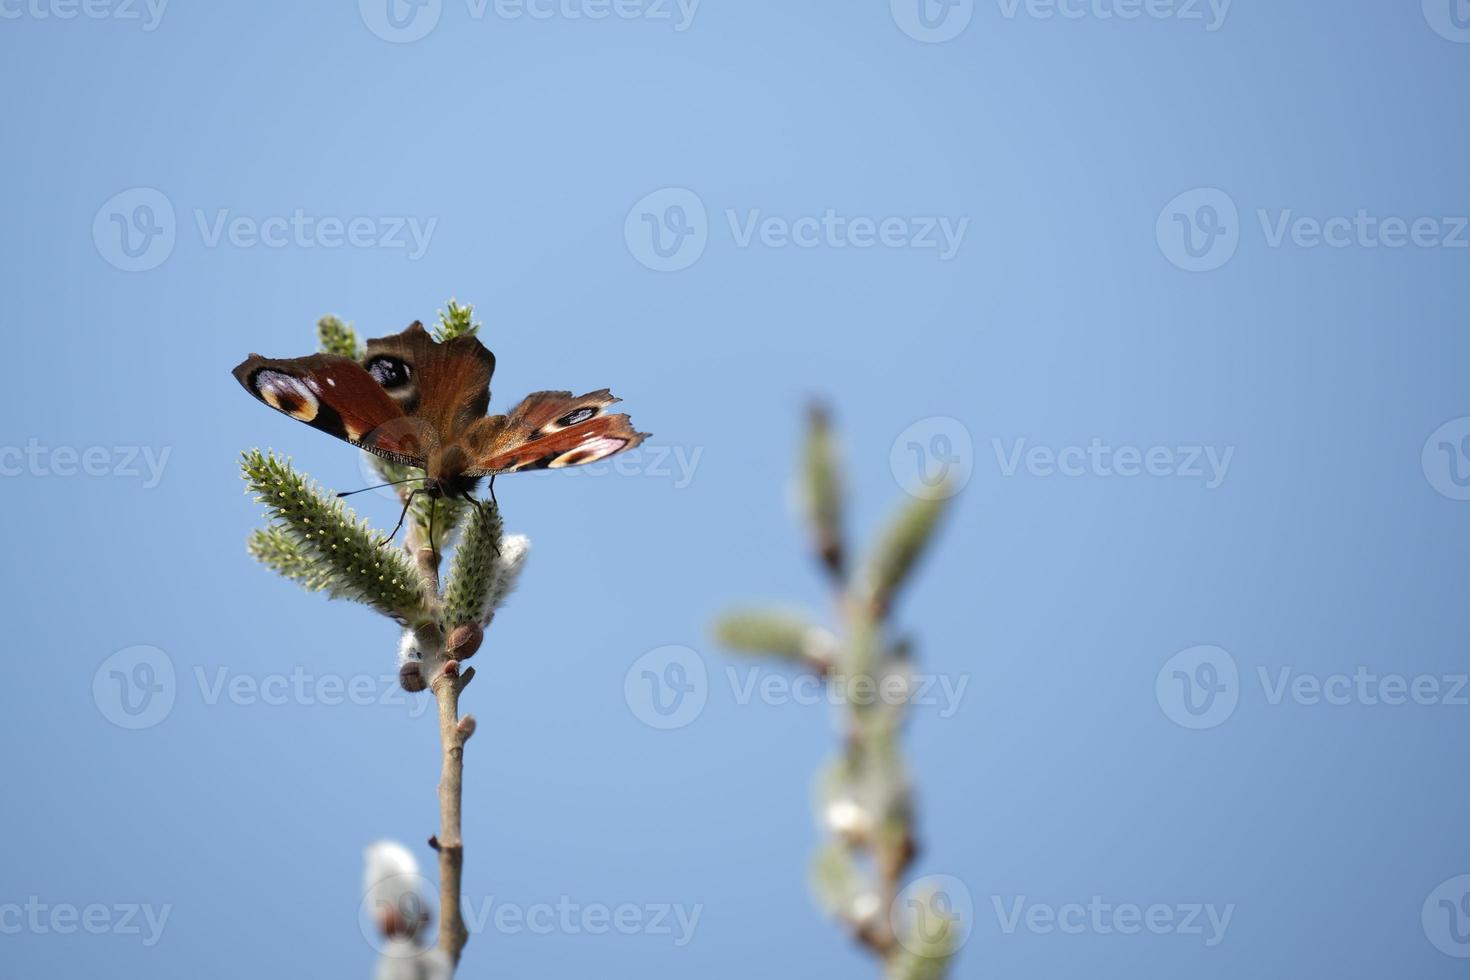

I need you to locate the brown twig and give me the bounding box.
[431,659,475,967]
[416,546,442,597]
[410,499,475,971]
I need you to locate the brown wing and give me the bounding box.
[459,389,650,476]
[361,321,495,441]
[503,389,617,431]
[232,352,432,464]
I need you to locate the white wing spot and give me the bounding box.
[549,437,626,468]
[256,370,320,422]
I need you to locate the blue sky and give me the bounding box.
[3,2,1470,977]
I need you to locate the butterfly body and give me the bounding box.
[233,322,648,498]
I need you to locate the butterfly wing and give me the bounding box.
[232,352,434,466]
[361,322,495,439]
[460,389,649,476]
[236,327,644,481]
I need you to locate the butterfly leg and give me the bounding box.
[473,493,501,557]
[381,488,421,546]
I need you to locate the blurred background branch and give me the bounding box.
[713,404,958,980]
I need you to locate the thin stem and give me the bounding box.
[417,546,442,598]
[431,662,475,968]
[833,590,913,969]
[413,491,471,971]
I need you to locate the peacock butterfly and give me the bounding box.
[233,321,649,506]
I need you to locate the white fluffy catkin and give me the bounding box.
[364,842,452,980]
[479,534,530,624]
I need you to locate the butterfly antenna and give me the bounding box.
[338,477,425,498]
[381,488,421,546]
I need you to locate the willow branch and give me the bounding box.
[246,306,508,978]
[412,495,472,971]
[841,590,911,965]
[431,661,475,968]
[712,406,954,977]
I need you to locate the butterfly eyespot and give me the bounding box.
[556,407,597,428]
[549,437,628,468]
[254,369,319,422]
[366,356,413,390]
